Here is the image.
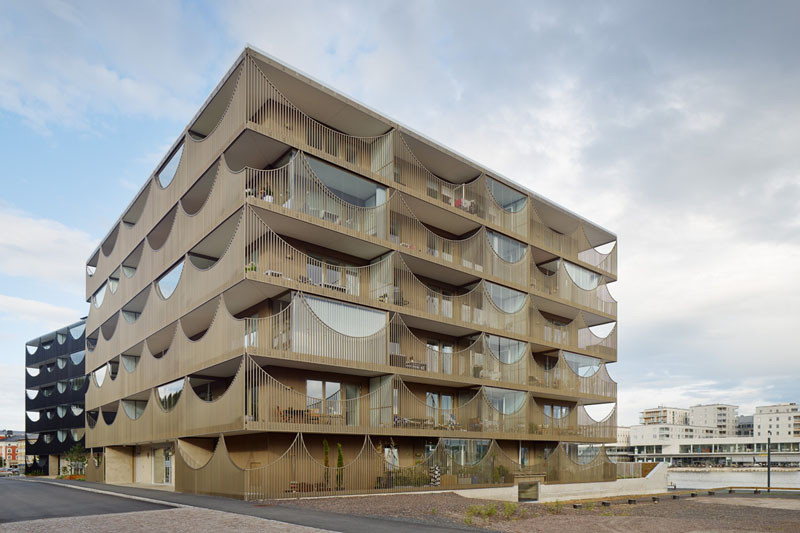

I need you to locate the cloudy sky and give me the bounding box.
[1,0,798,431]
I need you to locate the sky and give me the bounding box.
[1,0,799,431]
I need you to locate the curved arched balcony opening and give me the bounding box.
[70,375,86,392]
[71,404,84,416]
[91,282,107,309]
[100,312,119,341]
[122,241,144,279]
[121,394,149,420]
[92,364,108,388]
[486,177,527,213]
[56,357,67,370]
[188,211,241,269]
[146,322,177,360]
[86,410,99,429]
[156,378,184,412]
[122,181,152,227]
[101,402,118,425]
[26,410,40,422]
[155,260,184,300]
[122,286,150,324]
[121,342,143,373]
[108,267,121,294]
[25,342,38,356]
[189,63,243,140]
[100,223,120,257]
[70,350,85,366]
[107,356,120,381]
[180,297,219,341]
[223,128,291,173]
[69,322,85,340]
[71,428,85,441]
[188,357,239,402]
[563,352,602,377]
[181,161,220,215]
[86,329,98,352]
[26,366,40,377]
[86,249,99,277]
[485,282,527,314]
[56,329,67,345]
[155,143,183,189]
[147,206,178,251]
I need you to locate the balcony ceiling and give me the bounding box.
[225,130,291,172]
[401,132,482,183]
[400,253,479,288]
[401,193,481,236]
[253,56,391,138]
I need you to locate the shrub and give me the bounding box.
[545,500,563,514]
[503,502,518,519]
[485,503,497,517]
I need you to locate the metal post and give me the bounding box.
[767,433,771,492]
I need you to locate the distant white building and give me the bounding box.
[618,402,800,466]
[689,404,738,437]
[754,403,800,439]
[639,406,689,425]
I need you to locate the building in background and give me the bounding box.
[689,404,737,437]
[82,47,619,497]
[0,433,26,468]
[619,403,800,466]
[24,320,87,475]
[754,403,800,439]
[736,415,754,437]
[640,406,689,425]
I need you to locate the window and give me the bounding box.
[156,379,184,411]
[486,335,526,363]
[306,380,342,415]
[426,392,454,425]
[485,282,526,313]
[487,231,527,263]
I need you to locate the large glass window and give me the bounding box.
[306,155,387,208]
[441,439,491,465]
[486,335,526,363]
[306,380,342,416]
[122,399,147,420]
[564,261,602,290]
[484,387,526,414]
[70,350,86,365]
[487,178,526,212]
[563,352,602,376]
[487,231,527,263]
[156,379,184,411]
[301,294,386,336]
[485,282,527,313]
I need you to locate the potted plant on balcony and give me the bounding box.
[336,443,344,490]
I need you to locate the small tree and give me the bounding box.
[65,443,87,475]
[336,443,344,490]
[323,439,330,489]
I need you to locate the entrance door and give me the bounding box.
[153,446,173,485]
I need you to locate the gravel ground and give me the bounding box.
[0,507,331,533]
[278,491,800,532]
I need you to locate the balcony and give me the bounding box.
[87,60,247,299]
[532,260,617,317]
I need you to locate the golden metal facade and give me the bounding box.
[85,48,620,498]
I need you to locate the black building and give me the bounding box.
[25,319,87,475]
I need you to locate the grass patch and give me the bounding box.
[503,502,518,519]
[545,500,563,514]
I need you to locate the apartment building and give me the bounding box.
[24,320,87,476]
[0,433,25,468]
[754,403,800,439]
[83,47,618,498]
[736,415,754,437]
[640,407,688,425]
[689,404,737,436]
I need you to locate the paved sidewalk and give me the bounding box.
[18,478,479,533]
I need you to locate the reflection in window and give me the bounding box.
[485,282,527,313]
[487,231,527,263]
[71,428,85,441]
[426,392,454,425]
[305,155,388,208]
[484,387,526,414]
[156,379,184,411]
[43,433,53,444]
[441,439,491,465]
[487,178,526,212]
[564,261,602,291]
[122,399,148,420]
[70,350,86,365]
[56,405,66,418]
[71,376,86,391]
[108,268,120,294]
[122,354,140,373]
[57,358,67,369]
[563,352,601,377]
[69,323,86,340]
[71,404,84,416]
[26,367,40,377]
[157,143,183,188]
[57,430,68,442]
[26,411,40,422]
[56,332,67,344]
[93,366,107,387]
[57,381,67,394]
[306,380,341,415]
[486,335,527,363]
[26,389,38,400]
[92,283,107,308]
[156,261,184,299]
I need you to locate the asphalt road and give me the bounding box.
[0,477,169,523]
[0,478,479,532]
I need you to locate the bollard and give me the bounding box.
[690,492,698,497]
[601,501,611,507]
[754,489,760,494]
[628,498,637,505]
[652,496,660,503]
[672,494,680,500]
[573,503,583,509]
[707,491,715,496]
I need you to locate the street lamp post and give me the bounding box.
[767,430,772,492]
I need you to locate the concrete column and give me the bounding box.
[48,455,60,476]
